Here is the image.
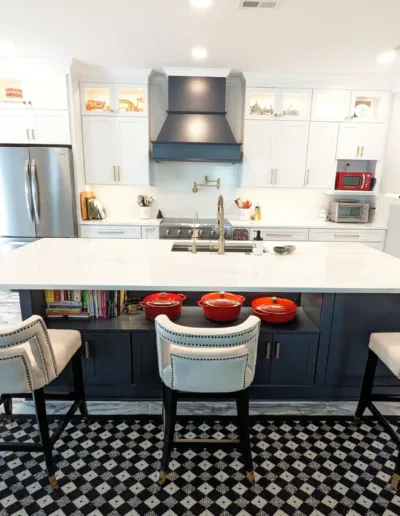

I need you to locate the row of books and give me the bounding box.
[45,290,126,319]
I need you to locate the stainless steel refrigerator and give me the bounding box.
[0,146,77,252]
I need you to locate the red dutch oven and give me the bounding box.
[198,292,246,322]
[252,296,297,324]
[140,292,186,321]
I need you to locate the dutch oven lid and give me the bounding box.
[254,296,297,314]
[143,292,182,307]
[201,291,244,307]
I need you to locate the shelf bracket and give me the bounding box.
[192,176,221,193]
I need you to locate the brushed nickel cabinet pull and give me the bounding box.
[84,341,90,359]
[113,165,116,181]
[275,169,278,184]
[334,234,360,238]
[266,233,293,237]
[266,342,271,360]
[270,169,274,184]
[118,165,121,182]
[361,145,364,157]
[31,128,35,140]
[98,230,125,234]
[275,342,281,360]
[306,169,310,185]
[26,128,30,140]
[356,146,360,157]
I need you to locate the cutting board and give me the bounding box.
[80,191,95,220]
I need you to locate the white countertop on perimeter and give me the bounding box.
[0,238,399,293]
[229,220,388,230]
[79,219,162,226]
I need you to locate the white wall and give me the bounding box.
[381,91,400,194]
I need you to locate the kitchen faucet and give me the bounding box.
[188,212,198,254]
[217,195,225,255]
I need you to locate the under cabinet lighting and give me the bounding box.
[192,47,207,59]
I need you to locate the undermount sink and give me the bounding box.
[171,242,264,254]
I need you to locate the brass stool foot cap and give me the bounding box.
[352,416,361,425]
[4,414,13,424]
[391,473,400,489]
[158,470,167,485]
[246,471,256,484]
[49,474,58,490]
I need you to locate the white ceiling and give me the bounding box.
[1,0,400,76]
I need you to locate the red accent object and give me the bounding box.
[198,292,246,322]
[252,296,297,324]
[335,172,373,191]
[140,292,186,321]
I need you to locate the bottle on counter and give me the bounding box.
[253,230,264,256]
[255,202,262,221]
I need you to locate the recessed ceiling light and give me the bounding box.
[377,51,396,64]
[192,47,207,59]
[190,0,212,8]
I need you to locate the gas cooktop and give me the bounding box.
[160,217,232,239]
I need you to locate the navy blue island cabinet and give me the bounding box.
[21,290,400,401]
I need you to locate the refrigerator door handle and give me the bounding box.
[24,160,34,223]
[30,159,40,223]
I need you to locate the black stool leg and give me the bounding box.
[159,385,177,485]
[71,350,88,417]
[236,388,255,484]
[1,395,13,423]
[353,349,378,424]
[392,447,400,489]
[33,388,58,489]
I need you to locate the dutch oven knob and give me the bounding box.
[272,297,278,303]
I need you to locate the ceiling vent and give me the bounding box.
[239,0,283,8]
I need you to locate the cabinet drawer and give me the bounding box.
[250,228,309,241]
[309,228,386,243]
[80,225,142,239]
[141,226,159,239]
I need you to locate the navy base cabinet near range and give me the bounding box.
[21,290,400,401]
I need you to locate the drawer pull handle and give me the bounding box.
[146,227,156,231]
[270,169,274,184]
[275,342,280,360]
[84,341,90,359]
[306,169,310,185]
[98,230,125,234]
[266,342,271,360]
[334,234,360,238]
[265,233,293,237]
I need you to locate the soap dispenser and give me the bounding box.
[253,230,264,256]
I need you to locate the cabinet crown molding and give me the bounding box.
[163,67,231,78]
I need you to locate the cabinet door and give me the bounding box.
[269,334,318,386]
[279,89,312,121]
[116,118,149,186]
[82,332,132,386]
[305,122,339,189]
[142,226,159,239]
[115,84,148,116]
[253,334,272,385]
[272,121,309,188]
[23,75,68,110]
[245,88,278,120]
[81,83,114,115]
[311,90,352,122]
[82,116,117,184]
[242,121,273,187]
[349,91,391,123]
[360,124,386,160]
[132,332,162,386]
[31,111,71,144]
[0,110,29,144]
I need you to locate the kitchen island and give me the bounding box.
[1,238,400,401]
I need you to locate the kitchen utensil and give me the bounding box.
[273,246,287,255]
[198,292,246,322]
[147,196,153,206]
[137,195,145,207]
[140,206,151,219]
[253,230,264,256]
[87,198,106,220]
[235,198,243,208]
[285,245,296,254]
[140,292,186,321]
[80,191,95,220]
[125,297,143,315]
[252,296,297,324]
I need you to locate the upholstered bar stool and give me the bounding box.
[354,333,400,488]
[0,315,88,489]
[155,314,261,485]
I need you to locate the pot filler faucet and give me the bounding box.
[217,195,225,255]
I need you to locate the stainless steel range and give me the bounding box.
[160,217,232,240]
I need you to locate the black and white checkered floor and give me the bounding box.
[1,415,400,515]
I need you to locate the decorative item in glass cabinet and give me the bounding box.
[249,101,273,116]
[119,97,144,113]
[86,100,108,111]
[4,87,23,103]
[353,100,372,120]
[283,104,300,117]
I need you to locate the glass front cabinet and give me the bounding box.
[81,83,148,116]
[245,88,312,121]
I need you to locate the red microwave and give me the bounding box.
[335,172,373,191]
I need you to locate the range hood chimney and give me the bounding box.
[151,70,242,163]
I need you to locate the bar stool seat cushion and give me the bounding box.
[370,333,400,378]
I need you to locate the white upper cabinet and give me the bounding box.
[116,118,149,186]
[311,90,351,122]
[0,75,68,110]
[336,123,386,160]
[245,88,311,121]
[82,116,117,184]
[242,121,274,187]
[31,111,71,144]
[311,89,391,123]
[349,91,391,123]
[305,122,339,189]
[0,110,29,144]
[81,83,148,116]
[242,121,309,188]
[272,122,309,188]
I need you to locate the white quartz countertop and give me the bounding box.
[0,238,399,293]
[229,220,387,230]
[80,219,162,226]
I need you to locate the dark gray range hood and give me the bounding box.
[151,76,242,163]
